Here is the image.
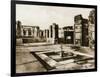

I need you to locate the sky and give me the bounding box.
[16,4,94,30]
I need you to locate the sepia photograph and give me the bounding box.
[12,0,97,76]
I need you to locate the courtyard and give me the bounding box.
[16,43,95,73]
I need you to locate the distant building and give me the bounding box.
[63,26,74,44]
[16,21,46,43]
[16,21,22,37]
[58,26,74,44]
[16,21,75,45]
[47,23,59,44]
[88,10,95,49]
[16,10,95,46]
[74,14,89,46]
[22,26,40,38]
[16,21,40,38]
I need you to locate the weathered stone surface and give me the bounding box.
[16,52,47,73]
[16,43,95,73]
[16,52,37,65]
[58,59,74,65]
[38,54,57,67]
[16,61,46,73]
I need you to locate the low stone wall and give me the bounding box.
[22,38,46,43]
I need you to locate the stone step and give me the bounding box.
[38,54,57,67]
[31,52,57,70]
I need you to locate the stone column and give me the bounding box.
[45,29,48,38]
[49,26,51,38]
[26,29,28,36]
[21,28,23,37]
[31,28,33,36]
[45,29,46,38]
[49,25,53,38]
[47,29,49,38]
[39,30,42,38]
[42,30,45,38]
[52,25,55,39]
[34,27,37,38]
[32,28,34,37]
[36,26,39,37]
[16,21,22,37]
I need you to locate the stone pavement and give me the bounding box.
[16,52,46,73]
[16,43,95,73]
[16,44,94,58]
[31,50,94,71]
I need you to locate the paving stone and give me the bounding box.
[16,52,37,65]
[16,44,95,72]
[16,61,46,73]
[56,63,81,70]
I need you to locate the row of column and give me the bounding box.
[21,27,39,37]
[42,23,59,39]
[16,20,59,39]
